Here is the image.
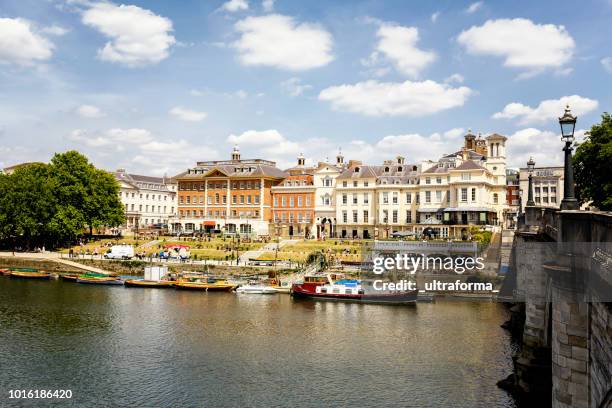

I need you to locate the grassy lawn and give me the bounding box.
[256,239,367,263]
[61,236,265,260]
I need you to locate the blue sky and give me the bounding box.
[0,0,610,175]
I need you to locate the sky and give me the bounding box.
[0,0,611,175]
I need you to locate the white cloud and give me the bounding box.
[281,77,312,96]
[262,0,275,12]
[221,0,249,12]
[189,89,205,96]
[67,128,216,176]
[366,24,436,78]
[444,73,464,84]
[82,2,175,67]
[169,106,207,122]
[41,25,70,36]
[506,128,564,168]
[601,57,612,73]
[466,1,483,14]
[493,95,598,124]
[457,18,575,72]
[318,79,473,117]
[68,128,154,147]
[227,129,300,167]
[76,104,105,118]
[431,12,440,23]
[235,90,248,99]
[233,14,333,70]
[0,18,54,65]
[443,127,465,138]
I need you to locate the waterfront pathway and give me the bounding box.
[238,239,300,264]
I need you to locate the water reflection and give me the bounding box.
[0,277,515,407]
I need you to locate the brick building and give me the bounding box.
[173,147,286,236]
[271,154,316,238]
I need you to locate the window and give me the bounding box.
[406,193,411,204]
[342,194,347,205]
[342,181,347,187]
[352,194,358,204]
[551,186,557,193]
[247,195,252,204]
[215,193,219,204]
[324,177,332,187]
[382,192,389,204]
[364,181,368,187]
[298,197,303,207]
[382,210,388,223]
[392,192,398,204]
[305,197,311,206]
[436,177,442,184]
[342,211,347,223]
[425,191,431,203]
[436,191,442,202]
[406,211,412,223]
[392,210,398,223]
[353,181,358,187]
[323,194,331,206]
[426,177,431,184]
[281,197,286,206]
[352,211,358,223]
[363,193,369,204]
[471,188,476,201]
[462,173,471,181]
[363,210,369,223]
[234,195,238,204]
[461,188,468,202]
[493,193,499,204]
[289,197,294,207]
[222,195,227,204]
[255,196,260,204]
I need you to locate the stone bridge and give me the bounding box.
[501,207,612,408]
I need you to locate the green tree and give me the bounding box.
[0,163,57,248]
[49,151,125,238]
[573,113,612,210]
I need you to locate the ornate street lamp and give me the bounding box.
[559,105,579,210]
[526,157,535,206]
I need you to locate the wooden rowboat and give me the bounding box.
[125,279,174,288]
[60,274,79,282]
[0,269,12,276]
[10,271,51,279]
[174,281,237,291]
[76,276,124,285]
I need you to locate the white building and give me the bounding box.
[114,169,177,232]
[518,166,564,212]
[313,152,346,238]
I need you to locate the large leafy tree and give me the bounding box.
[573,113,612,210]
[0,163,57,248]
[49,151,125,238]
[0,151,125,248]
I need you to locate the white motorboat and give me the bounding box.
[236,285,278,294]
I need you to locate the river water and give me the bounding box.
[0,277,517,407]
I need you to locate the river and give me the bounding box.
[0,276,517,407]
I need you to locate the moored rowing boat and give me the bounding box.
[125,279,174,288]
[60,274,79,282]
[10,271,51,279]
[0,269,12,276]
[76,276,124,285]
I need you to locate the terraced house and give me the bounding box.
[270,154,316,238]
[114,169,177,232]
[173,147,286,236]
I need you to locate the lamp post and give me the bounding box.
[526,157,535,206]
[559,105,579,210]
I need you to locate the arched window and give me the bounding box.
[397,166,403,172]
[384,166,389,172]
